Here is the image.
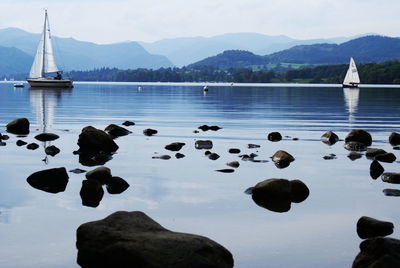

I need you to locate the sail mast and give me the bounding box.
[41,10,47,78]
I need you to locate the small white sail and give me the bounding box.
[343,57,360,86]
[28,10,60,79]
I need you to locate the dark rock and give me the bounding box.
[1,134,9,140]
[86,167,112,185]
[208,153,220,160]
[69,168,87,174]
[26,143,39,150]
[122,121,135,126]
[0,141,5,146]
[204,150,212,156]
[198,125,222,131]
[226,161,240,168]
[267,132,282,142]
[165,142,185,151]
[389,132,400,146]
[272,150,294,168]
[247,144,260,149]
[175,153,185,159]
[104,124,131,138]
[244,187,254,195]
[80,180,104,208]
[393,146,400,150]
[35,133,59,142]
[375,153,396,163]
[26,167,69,193]
[45,145,60,156]
[106,176,129,194]
[216,169,235,173]
[6,117,29,135]
[383,189,400,197]
[348,152,363,161]
[228,148,241,154]
[353,237,400,268]
[323,154,337,160]
[356,216,394,239]
[370,160,384,180]
[382,173,400,184]
[76,211,234,268]
[366,148,387,159]
[345,129,372,146]
[209,125,222,131]
[77,152,113,167]
[292,137,299,141]
[193,130,200,134]
[250,178,309,212]
[78,126,119,154]
[195,140,213,150]
[152,155,171,160]
[344,141,367,152]
[143,128,158,136]
[91,153,113,164]
[321,131,339,145]
[16,140,27,146]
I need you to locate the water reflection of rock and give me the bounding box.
[343,87,359,122]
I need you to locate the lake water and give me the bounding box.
[1,82,400,268]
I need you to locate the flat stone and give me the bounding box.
[152,155,171,160]
[357,216,394,239]
[366,148,387,159]
[216,169,235,173]
[247,144,260,149]
[382,173,400,184]
[267,132,282,142]
[122,121,135,126]
[383,189,400,197]
[195,140,213,150]
[26,167,69,194]
[76,211,234,268]
[165,142,185,151]
[228,148,241,154]
[69,168,87,174]
[26,143,39,150]
[35,133,59,142]
[347,152,363,161]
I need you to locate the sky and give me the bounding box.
[1,0,399,44]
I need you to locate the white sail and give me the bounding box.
[28,10,60,79]
[343,57,360,86]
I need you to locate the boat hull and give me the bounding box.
[27,79,73,88]
[342,84,358,88]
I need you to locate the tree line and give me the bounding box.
[68,60,400,84]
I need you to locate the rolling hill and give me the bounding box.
[0,45,32,77]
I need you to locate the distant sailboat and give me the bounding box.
[27,10,73,88]
[343,57,360,88]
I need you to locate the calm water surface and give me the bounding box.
[1,82,400,268]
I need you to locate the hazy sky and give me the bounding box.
[1,0,399,44]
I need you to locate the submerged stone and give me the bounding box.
[344,141,367,152]
[353,237,400,268]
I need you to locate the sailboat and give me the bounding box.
[27,10,73,88]
[342,57,360,88]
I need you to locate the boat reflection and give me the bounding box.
[28,87,72,163]
[343,87,359,122]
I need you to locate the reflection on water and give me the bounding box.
[343,87,360,122]
[1,83,400,268]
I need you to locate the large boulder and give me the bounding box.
[26,167,69,193]
[6,117,30,135]
[249,178,309,213]
[353,237,400,268]
[345,129,372,146]
[76,211,234,268]
[356,216,394,239]
[321,131,339,145]
[77,126,119,153]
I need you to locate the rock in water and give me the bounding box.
[106,176,129,194]
[345,129,372,146]
[321,131,339,145]
[226,161,240,168]
[375,152,396,163]
[45,145,60,156]
[76,211,234,268]
[216,169,235,173]
[267,132,282,142]
[80,180,104,208]
[383,189,400,196]
[165,142,185,151]
[143,128,158,136]
[26,167,69,193]
[389,132,400,146]
[86,166,112,185]
[370,160,384,180]
[6,117,29,135]
[26,143,39,150]
[347,152,363,161]
[35,133,59,142]
[271,150,294,168]
[104,124,131,138]
[195,140,213,150]
[16,140,27,146]
[228,148,241,154]
[77,126,119,153]
[365,148,387,159]
[356,216,394,239]
[122,120,135,126]
[353,237,400,268]
[381,173,400,184]
[344,141,367,152]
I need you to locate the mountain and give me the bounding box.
[189,35,400,69]
[140,32,356,67]
[0,45,32,76]
[0,27,173,74]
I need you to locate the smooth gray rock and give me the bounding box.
[345,129,372,146]
[195,140,213,150]
[370,160,384,180]
[78,126,119,153]
[357,216,394,239]
[76,211,234,268]
[86,167,112,185]
[382,173,400,184]
[321,131,339,145]
[104,124,131,138]
[35,133,59,142]
[26,167,69,193]
[6,117,29,135]
[353,237,400,268]
[389,132,400,146]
